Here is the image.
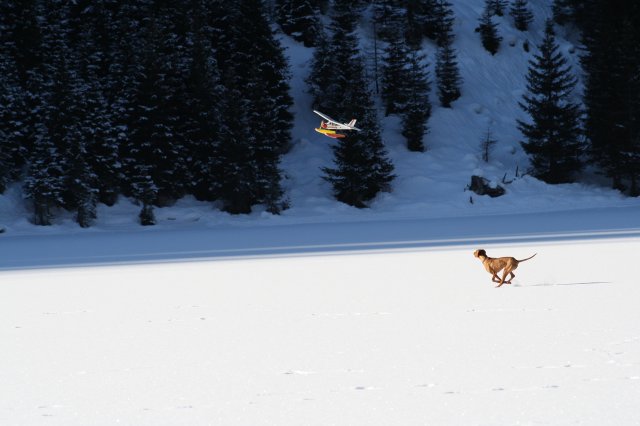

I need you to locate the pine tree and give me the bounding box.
[0,0,45,184]
[22,1,68,225]
[129,161,158,225]
[276,0,321,47]
[184,32,224,201]
[123,30,167,208]
[215,78,256,214]
[205,0,291,214]
[84,81,120,207]
[124,9,192,206]
[67,140,98,228]
[307,28,333,109]
[3,0,43,88]
[139,202,156,226]
[23,128,66,226]
[487,0,509,16]
[322,94,395,207]
[244,0,294,148]
[518,20,583,184]
[401,50,431,152]
[552,0,573,24]
[123,22,160,225]
[552,0,592,27]
[0,54,27,191]
[65,61,108,226]
[122,13,161,227]
[615,16,640,196]
[582,0,640,195]
[319,0,395,207]
[432,0,455,47]
[69,0,125,206]
[17,0,104,225]
[510,0,534,31]
[231,0,292,213]
[153,5,193,203]
[478,4,502,55]
[373,0,404,42]
[405,0,432,48]
[276,0,294,32]
[381,30,411,116]
[380,25,432,152]
[108,2,151,206]
[38,0,85,213]
[435,32,462,107]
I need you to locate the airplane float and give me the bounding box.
[313,110,360,139]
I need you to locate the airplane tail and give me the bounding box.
[348,119,357,128]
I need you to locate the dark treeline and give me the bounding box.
[0,0,458,226]
[577,0,640,195]
[0,0,293,226]
[552,0,640,193]
[0,0,638,227]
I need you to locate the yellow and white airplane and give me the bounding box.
[313,110,360,139]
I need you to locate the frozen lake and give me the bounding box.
[2,232,639,425]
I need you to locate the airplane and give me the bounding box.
[313,110,360,139]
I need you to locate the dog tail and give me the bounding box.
[518,253,537,262]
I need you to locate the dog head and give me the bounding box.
[473,249,486,259]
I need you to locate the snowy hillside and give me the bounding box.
[0,0,638,235]
[278,0,632,222]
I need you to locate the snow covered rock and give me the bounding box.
[469,175,506,198]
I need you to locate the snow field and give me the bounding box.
[2,237,639,425]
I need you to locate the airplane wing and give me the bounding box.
[313,110,338,124]
[313,110,361,131]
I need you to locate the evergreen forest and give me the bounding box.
[1,0,639,227]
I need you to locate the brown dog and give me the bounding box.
[473,249,536,287]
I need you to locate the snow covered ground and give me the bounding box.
[2,232,640,425]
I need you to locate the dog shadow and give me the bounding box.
[518,281,612,288]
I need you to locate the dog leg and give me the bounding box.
[497,270,510,287]
[506,272,515,284]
